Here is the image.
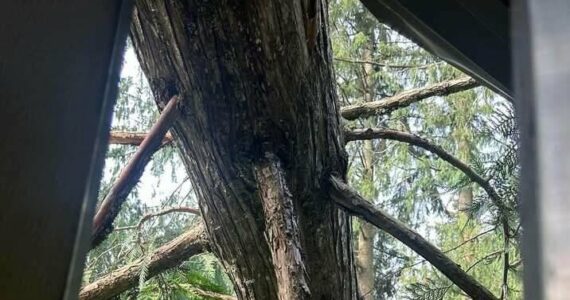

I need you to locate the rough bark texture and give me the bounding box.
[130,1,356,299]
[254,153,311,300]
[80,224,209,300]
[329,176,498,300]
[109,131,173,146]
[340,77,478,120]
[92,96,180,248]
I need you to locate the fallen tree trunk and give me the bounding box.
[80,224,209,300]
[341,77,478,120]
[329,176,498,300]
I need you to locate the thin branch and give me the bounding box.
[344,128,509,216]
[346,128,513,294]
[465,250,503,273]
[340,77,479,120]
[80,224,208,300]
[334,56,436,69]
[109,131,174,146]
[406,250,502,300]
[329,176,498,300]
[444,227,496,254]
[114,207,200,232]
[91,95,180,248]
[379,227,496,282]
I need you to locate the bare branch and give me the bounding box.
[340,77,479,120]
[344,128,507,214]
[334,57,435,69]
[80,224,209,300]
[92,95,180,248]
[114,207,200,232]
[329,176,498,300]
[109,131,174,146]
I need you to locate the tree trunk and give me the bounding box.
[356,138,375,299]
[356,139,376,299]
[130,1,357,299]
[356,45,377,300]
[457,138,473,213]
[356,221,375,299]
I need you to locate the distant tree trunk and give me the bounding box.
[356,46,377,300]
[458,185,473,212]
[457,138,473,213]
[357,220,376,299]
[356,137,376,299]
[130,1,357,299]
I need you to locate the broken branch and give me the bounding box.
[91,95,180,248]
[340,77,478,120]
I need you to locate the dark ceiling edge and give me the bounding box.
[62,1,134,299]
[360,0,513,100]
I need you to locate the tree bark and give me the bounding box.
[329,176,498,300]
[341,77,478,120]
[80,224,209,300]
[130,1,357,299]
[254,153,311,300]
